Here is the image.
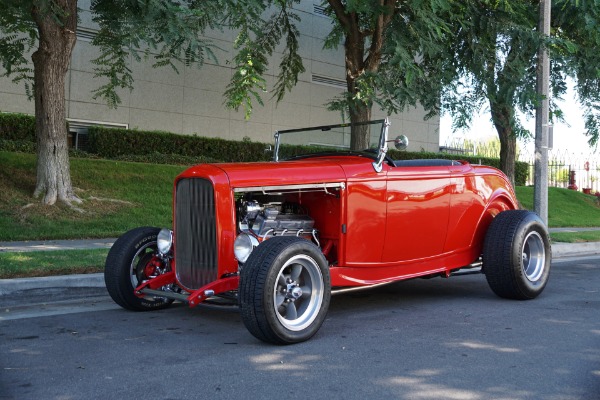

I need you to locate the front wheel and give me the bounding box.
[239,236,331,344]
[104,227,174,311]
[483,210,551,300]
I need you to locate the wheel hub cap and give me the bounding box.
[522,231,545,282]
[290,286,303,299]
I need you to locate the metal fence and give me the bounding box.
[519,150,599,193]
[442,139,600,193]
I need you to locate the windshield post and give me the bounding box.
[273,131,281,162]
[372,117,390,173]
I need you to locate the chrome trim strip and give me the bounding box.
[331,281,394,295]
[233,182,345,193]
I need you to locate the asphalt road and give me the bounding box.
[1,256,599,400]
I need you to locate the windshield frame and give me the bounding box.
[273,118,390,172]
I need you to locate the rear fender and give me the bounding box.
[471,193,517,253]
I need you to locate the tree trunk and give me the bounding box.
[343,18,371,151]
[31,0,79,206]
[349,102,372,150]
[328,0,395,150]
[344,31,374,151]
[498,129,517,186]
[490,102,517,186]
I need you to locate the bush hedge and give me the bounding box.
[0,139,36,153]
[87,127,267,162]
[0,113,36,142]
[88,126,528,185]
[0,112,528,185]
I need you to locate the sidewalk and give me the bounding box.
[1,233,599,296]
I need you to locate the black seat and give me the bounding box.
[392,159,459,167]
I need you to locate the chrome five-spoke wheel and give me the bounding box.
[273,254,324,332]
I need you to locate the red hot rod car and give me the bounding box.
[104,119,551,344]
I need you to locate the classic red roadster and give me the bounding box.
[104,119,551,344]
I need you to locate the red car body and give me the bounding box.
[172,157,515,290]
[105,119,550,344]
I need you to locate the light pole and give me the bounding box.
[534,0,551,225]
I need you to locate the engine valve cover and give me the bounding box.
[251,214,314,236]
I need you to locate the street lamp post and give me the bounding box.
[534,0,551,225]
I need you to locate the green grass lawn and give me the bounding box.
[515,186,600,227]
[550,231,600,243]
[0,151,185,241]
[0,249,108,278]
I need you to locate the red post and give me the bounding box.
[568,170,578,190]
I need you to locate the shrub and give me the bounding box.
[111,152,220,165]
[88,126,529,185]
[0,113,36,142]
[87,127,270,162]
[0,139,36,153]
[0,114,528,185]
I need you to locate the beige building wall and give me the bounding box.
[0,0,440,152]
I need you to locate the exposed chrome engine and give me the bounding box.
[236,195,318,243]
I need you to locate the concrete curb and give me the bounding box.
[0,238,116,253]
[0,273,105,296]
[0,242,598,296]
[551,242,600,259]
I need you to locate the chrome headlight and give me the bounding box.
[234,233,259,263]
[157,228,173,256]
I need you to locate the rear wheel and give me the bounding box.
[483,210,551,299]
[104,227,173,311]
[239,236,331,344]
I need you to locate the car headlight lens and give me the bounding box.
[157,229,173,255]
[234,233,259,263]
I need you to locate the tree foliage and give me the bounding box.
[0,1,38,97]
[271,1,600,183]
[323,0,450,115]
[418,1,600,183]
[0,0,306,205]
[90,0,223,107]
[316,0,456,149]
[551,0,600,147]
[4,0,599,197]
[223,0,305,118]
[90,0,305,111]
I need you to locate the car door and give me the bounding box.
[342,163,389,266]
[382,166,452,263]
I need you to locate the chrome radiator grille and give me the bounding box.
[175,178,218,289]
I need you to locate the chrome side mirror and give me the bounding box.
[394,135,409,151]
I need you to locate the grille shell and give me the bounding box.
[175,178,218,290]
